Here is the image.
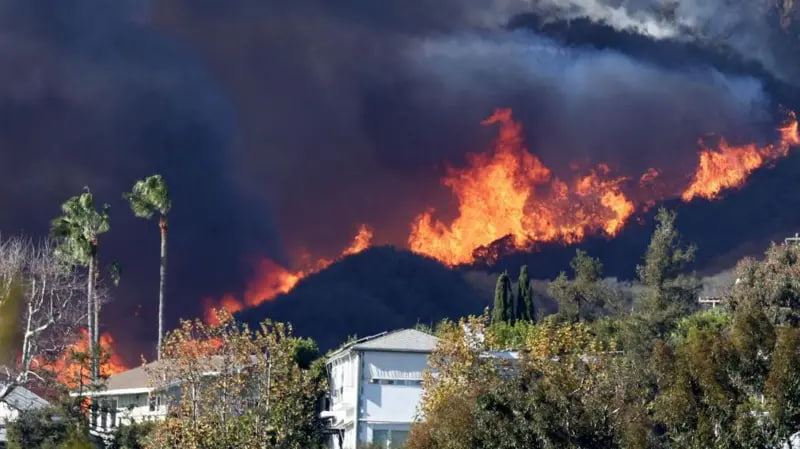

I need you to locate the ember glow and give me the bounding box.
[407,108,635,266]
[682,111,800,201]
[204,225,373,323]
[41,329,128,388]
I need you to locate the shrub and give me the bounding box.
[109,421,155,449]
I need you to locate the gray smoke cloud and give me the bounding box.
[152,0,781,256]
[528,0,800,85]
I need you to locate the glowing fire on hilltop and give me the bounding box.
[682,111,800,201]
[204,225,373,323]
[342,225,374,256]
[202,108,799,316]
[41,329,128,388]
[406,108,799,266]
[407,108,635,266]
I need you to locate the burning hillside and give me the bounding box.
[407,108,799,266]
[210,107,799,322]
[203,225,373,323]
[408,109,635,266]
[682,111,800,201]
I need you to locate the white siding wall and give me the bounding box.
[327,349,431,449]
[0,401,19,423]
[328,353,360,449]
[361,351,426,424]
[90,392,167,436]
[0,401,19,443]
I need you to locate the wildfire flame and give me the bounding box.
[682,111,799,201]
[199,108,798,315]
[407,108,634,266]
[204,225,373,323]
[405,108,799,266]
[41,329,128,388]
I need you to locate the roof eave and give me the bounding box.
[69,387,153,398]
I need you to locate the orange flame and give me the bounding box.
[407,108,634,266]
[682,111,799,201]
[204,225,373,324]
[41,329,128,388]
[342,225,374,256]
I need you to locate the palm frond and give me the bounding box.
[49,188,111,267]
[124,174,171,219]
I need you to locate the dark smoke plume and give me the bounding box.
[0,0,798,360]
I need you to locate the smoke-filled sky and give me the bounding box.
[1,0,799,362]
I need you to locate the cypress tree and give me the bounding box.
[517,265,534,322]
[508,272,518,324]
[493,271,511,324]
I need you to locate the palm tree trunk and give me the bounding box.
[158,215,168,359]
[87,252,97,384]
[93,255,100,382]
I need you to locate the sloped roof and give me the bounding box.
[330,329,439,359]
[85,356,243,396]
[0,384,49,411]
[101,360,160,393]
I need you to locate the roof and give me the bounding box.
[77,356,244,396]
[99,360,160,394]
[329,329,439,359]
[0,384,50,411]
[0,384,50,443]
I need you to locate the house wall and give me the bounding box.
[327,353,359,449]
[0,401,19,444]
[90,391,167,436]
[327,349,431,449]
[0,402,19,423]
[360,351,426,424]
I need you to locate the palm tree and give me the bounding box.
[50,188,110,384]
[124,175,171,359]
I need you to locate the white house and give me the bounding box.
[71,360,168,440]
[322,329,438,449]
[0,383,50,446]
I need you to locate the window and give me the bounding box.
[391,430,409,449]
[109,399,117,428]
[100,400,107,429]
[372,430,389,447]
[90,402,98,427]
[371,429,409,448]
[148,394,160,412]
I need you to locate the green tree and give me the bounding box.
[729,242,800,326]
[50,188,110,384]
[652,316,744,449]
[410,316,492,449]
[549,250,606,323]
[109,422,155,449]
[516,265,534,322]
[765,327,800,448]
[493,272,512,324]
[6,403,91,449]
[124,175,172,359]
[635,208,699,339]
[145,311,326,449]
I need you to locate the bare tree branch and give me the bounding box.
[0,236,87,388]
